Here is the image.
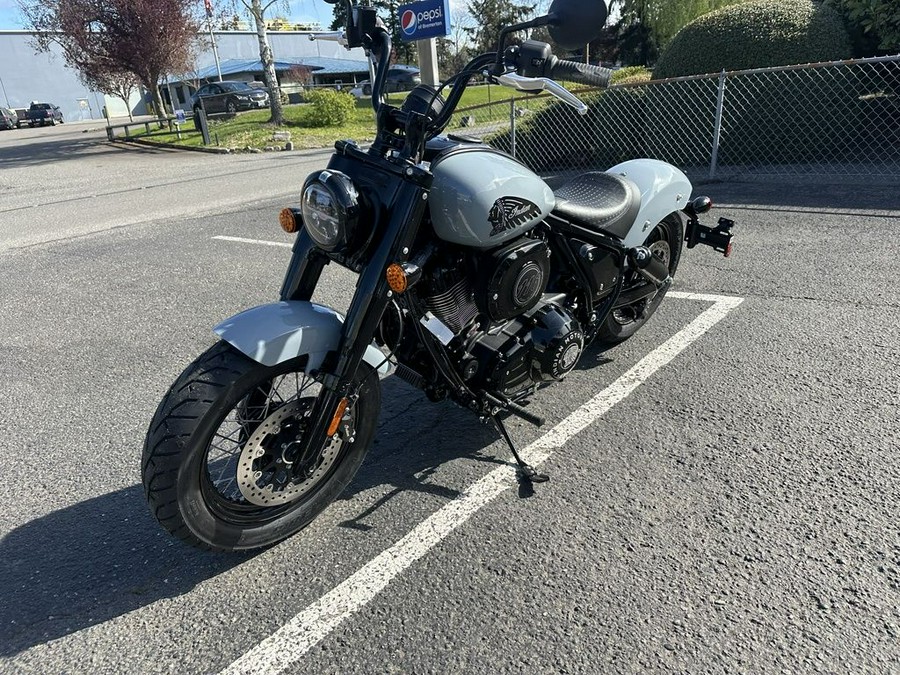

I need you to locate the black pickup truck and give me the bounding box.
[27,102,64,126]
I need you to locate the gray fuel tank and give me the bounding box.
[429,148,555,248]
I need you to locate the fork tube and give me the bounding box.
[298,175,430,464]
[280,229,328,302]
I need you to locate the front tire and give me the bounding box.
[142,341,381,552]
[595,213,684,349]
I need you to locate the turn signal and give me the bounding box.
[327,398,349,437]
[279,207,300,234]
[386,264,408,294]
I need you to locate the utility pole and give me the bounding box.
[417,39,440,86]
[0,75,11,108]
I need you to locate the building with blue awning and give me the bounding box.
[0,30,369,121]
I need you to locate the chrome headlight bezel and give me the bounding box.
[300,170,360,252]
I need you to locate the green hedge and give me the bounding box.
[653,0,853,80]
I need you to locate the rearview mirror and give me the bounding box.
[547,0,608,50]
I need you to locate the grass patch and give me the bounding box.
[126,85,532,151]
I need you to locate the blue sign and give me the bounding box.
[397,0,450,41]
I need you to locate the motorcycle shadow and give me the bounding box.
[0,483,254,657]
[339,376,506,529]
[0,379,504,656]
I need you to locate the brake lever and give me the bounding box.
[308,31,350,50]
[493,72,588,115]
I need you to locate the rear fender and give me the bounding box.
[607,159,692,247]
[213,301,390,375]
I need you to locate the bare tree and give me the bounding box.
[96,69,141,120]
[18,0,199,122]
[231,0,286,124]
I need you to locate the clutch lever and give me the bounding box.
[308,31,350,50]
[493,72,588,115]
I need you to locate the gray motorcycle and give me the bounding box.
[142,0,734,551]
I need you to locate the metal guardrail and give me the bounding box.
[448,55,900,180]
[106,116,197,142]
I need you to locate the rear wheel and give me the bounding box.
[596,213,683,349]
[142,341,381,551]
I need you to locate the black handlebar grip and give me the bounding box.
[550,59,613,88]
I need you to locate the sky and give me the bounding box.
[0,0,341,30]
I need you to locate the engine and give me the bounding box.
[461,300,584,397]
[418,238,584,399]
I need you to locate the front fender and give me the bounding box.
[213,301,390,375]
[607,159,692,248]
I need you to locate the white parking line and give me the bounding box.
[213,235,293,248]
[219,293,744,675]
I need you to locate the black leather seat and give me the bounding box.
[552,172,642,240]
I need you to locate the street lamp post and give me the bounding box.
[0,74,11,108]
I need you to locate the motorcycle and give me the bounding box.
[142,0,734,551]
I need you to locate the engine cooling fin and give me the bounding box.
[424,277,478,334]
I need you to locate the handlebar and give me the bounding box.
[549,59,613,89]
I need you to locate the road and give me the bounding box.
[0,123,898,674]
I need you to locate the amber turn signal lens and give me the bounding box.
[327,398,349,437]
[385,263,408,294]
[279,208,299,234]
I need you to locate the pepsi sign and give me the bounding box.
[397,0,450,41]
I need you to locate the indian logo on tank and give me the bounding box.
[487,197,542,236]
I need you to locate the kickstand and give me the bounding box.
[490,413,549,485]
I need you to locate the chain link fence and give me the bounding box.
[447,55,900,182]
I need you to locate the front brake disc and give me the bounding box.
[236,400,344,506]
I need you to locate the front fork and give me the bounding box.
[280,170,430,464]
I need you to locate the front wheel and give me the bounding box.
[142,341,381,551]
[595,213,684,349]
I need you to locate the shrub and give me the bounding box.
[653,0,853,80]
[825,0,900,55]
[301,89,355,127]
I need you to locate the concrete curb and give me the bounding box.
[114,137,232,154]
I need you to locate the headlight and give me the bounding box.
[300,170,359,252]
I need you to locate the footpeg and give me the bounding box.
[628,247,671,287]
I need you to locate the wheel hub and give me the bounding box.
[648,239,671,266]
[236,400,346,506]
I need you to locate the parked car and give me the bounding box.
[350,66,421,98]
[27,102,64,126]
[191,81,270,118]
[0,107,16,130]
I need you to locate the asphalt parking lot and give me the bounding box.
[0,124,898,674]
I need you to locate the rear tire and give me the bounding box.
[142,341,381,552]
[595,213,683,349]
